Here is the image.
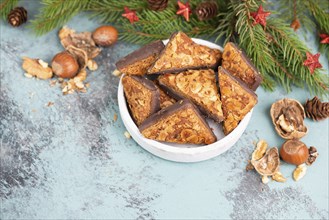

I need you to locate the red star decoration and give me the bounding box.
[250,5,271,27]
[122,7,139,24]
[320,33,329,44]
[176,1,192,22]
[303,52,322,74]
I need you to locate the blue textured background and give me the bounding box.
[1,1,328,219]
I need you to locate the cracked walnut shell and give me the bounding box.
[270,98,308,139]
[59,26,101,59]
[251,147,280,176]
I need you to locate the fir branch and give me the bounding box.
[0,0,19,20]
[119,0,218,44]
[319,44,329,60]
[267,19,329,96]
[276,0,315,33]
[307,0,329,33]
[214,0,329,96]
[87,0,147,24]
[29,0,89,35]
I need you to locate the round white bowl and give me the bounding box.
[117,38,253,163]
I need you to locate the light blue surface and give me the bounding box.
[0,1,328,219]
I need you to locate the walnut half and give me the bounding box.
[270,98,308,139]
[251,147,280,177]
[22,57,53,80]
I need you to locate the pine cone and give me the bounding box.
[304,96,329,121]
[195,1,218,21]
[8,7,28,27]
[147,0,168,11]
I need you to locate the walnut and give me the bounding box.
[112,69,122,77]
[262,175,270,184]
[87,59,98,71]
[250,140,286,183]
[22,57,53,79]
[306,146,319,166]
[66,45,88,70]
[270,98,308,139]
[59,26,101,59]
[251,147,280,176]
[293,163,307,181]
[251,139,268,161]
[272,171,287,182]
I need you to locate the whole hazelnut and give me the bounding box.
[52,51,79,78]
[92,25,118,47]
[280,139,309,165]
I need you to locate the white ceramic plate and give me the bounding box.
[117,38,253,163]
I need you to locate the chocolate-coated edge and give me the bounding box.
[225,42,262,91]
[218,67,258,101]
[158,73,224,123]
[147,32,221,74]
[139,99,217,141]
[123,75,161,124]
[148,63,220,75]
[116,40,165,70]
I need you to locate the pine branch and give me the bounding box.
[29,0,89,35]
[307,0,329,33]
[118,0,218,44]
[214,0,329,96]
[276,0,316,33]
[0,0,19,20]
[87,0,147,24]
[267,19,329,96]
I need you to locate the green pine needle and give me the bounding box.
[0,0,19,20]
[29,0,89,35]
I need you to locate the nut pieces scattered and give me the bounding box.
[268,98,320,182]
[270,98,308,139]
[21,25,118,95]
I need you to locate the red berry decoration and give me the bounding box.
[122,7,139,24]
[250,5,271,27]
[319,33,329,44]
[176,1,192,22]
[303,52,322,74]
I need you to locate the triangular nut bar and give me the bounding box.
[222,42,262,91]
[139,99,217,145]
[148,32,221,74]
[116,40,165,75]
[218,67,258,135]
[122,75,160,125]
[158,69,224,122]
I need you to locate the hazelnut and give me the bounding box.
[52,51,79,78]
[92,25,118,47]
[280,139,309,165]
